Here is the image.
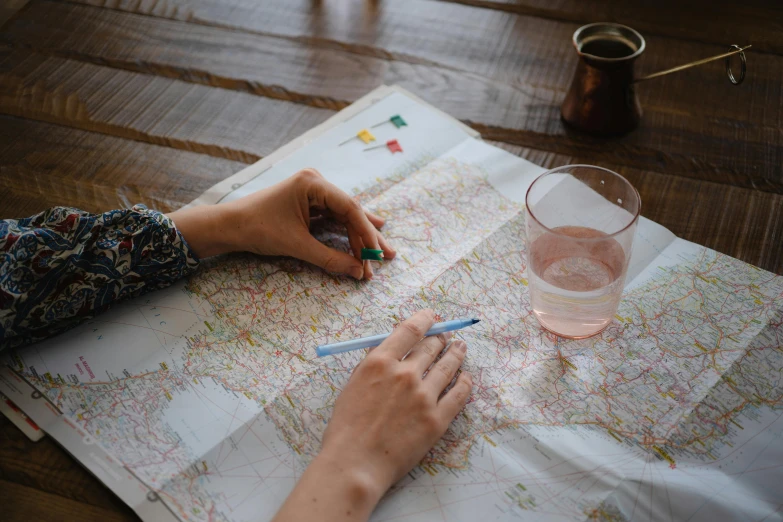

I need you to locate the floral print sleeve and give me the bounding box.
[0,205,200,350]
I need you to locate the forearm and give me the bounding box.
[0,206,199,350]
[273,449,384,522]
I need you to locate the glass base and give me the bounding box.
[535,317,611,340]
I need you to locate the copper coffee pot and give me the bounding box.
[561,23,750,135]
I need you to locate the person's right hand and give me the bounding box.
[322,309,473,490]
[272,309,473,521]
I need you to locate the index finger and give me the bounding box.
[312,177,381,252]
[375,309,436,360]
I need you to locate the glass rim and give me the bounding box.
[525,164,642,241]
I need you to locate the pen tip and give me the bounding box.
[472,319,480,324]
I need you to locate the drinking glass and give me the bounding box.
[525,165,641,338]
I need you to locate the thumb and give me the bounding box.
[298,235,365,280]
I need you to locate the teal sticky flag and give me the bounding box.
[361,248,384,261]
[390,115,407,128]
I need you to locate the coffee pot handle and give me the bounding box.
[633,45,750,85]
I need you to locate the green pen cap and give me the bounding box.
[361,248,385,261]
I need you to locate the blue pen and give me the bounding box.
[316,318,480,357]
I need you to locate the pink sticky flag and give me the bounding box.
[387,139,403,153]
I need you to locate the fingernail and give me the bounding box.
[456,341,467,353]
[443,331,454,341]
[365,260,373,279]
[350,265,364,280]
[464,372,473,384]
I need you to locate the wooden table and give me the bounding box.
[1,0,781,519]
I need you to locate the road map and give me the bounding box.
[2,87,782,521]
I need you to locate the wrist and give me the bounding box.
[273,447,385,522]
[167,203,240,259]
[310,447,387,510]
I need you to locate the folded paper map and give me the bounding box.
[2,86,781,522]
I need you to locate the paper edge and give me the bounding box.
[0,367,181,521]
[182,85,480,209]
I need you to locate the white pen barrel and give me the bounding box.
[316,332,390,356]
[317,319,477,357]
[425,319,469,336]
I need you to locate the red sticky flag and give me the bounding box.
[387,139,403,153]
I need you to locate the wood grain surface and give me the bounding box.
[0,0,781,520]
[0,115,247,216]
[0,417,135,519]
[440,0,783,55]
[0,47,333,163]
[4,0,782,194]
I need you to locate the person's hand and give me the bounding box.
[322,308,473,490]
[167,169,395,279]
[273,309,473,521]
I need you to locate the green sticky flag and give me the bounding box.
[361,248,384,261]
[390,115,407,128]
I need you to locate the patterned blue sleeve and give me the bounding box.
[0,205,200,350]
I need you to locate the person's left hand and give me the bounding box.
[168,169,396,279]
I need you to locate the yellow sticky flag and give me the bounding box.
[357,129,376,143]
